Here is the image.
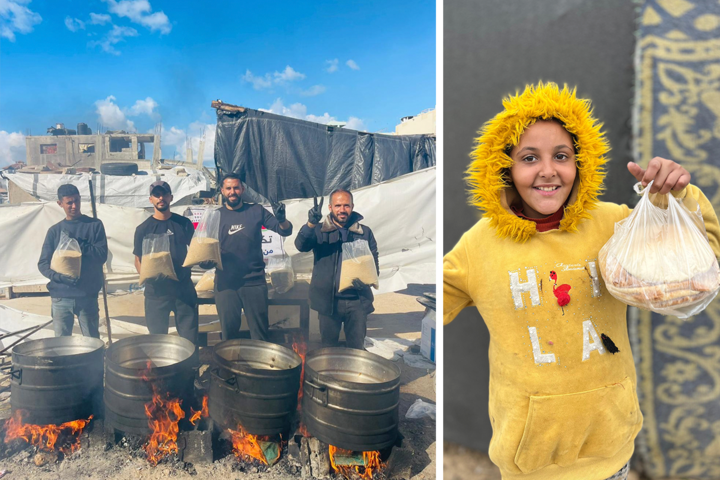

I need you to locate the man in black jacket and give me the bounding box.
[294,189,379,349]
[38,184,108,338]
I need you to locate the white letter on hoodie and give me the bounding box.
[509,269,541,309]
[528,326,556,364]
[582,320,606,361]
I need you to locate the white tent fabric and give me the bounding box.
[0,167,435,294]
[6,167,210,208]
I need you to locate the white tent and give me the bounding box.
[0,168,435,295]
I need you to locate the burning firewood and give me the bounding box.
[329,445,385,480]
[3,410,92,457]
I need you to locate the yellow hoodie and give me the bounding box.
[443,83,720,480]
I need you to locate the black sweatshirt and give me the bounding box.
[133,213,195,297]
[216,203,292,291]
[38,215,108,298]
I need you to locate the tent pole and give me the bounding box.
[88,176,113,344]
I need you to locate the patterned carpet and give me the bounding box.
[631,0,720,478]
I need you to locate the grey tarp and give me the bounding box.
[214,107,436,202]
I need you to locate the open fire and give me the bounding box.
[291,334,307,410]
[143,388,185,466]
[3,410,92,456]
[228,424,281,465]
[189,395,209,426]
[329,445,385,480]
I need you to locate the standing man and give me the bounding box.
[208,174,292,341]
[133,181,198,344]
[38,184,108,338]
[294,189,379,350]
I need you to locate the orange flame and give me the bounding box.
[291,335,307,411]
[140,359,185,466]
[297,422,311,438]
[228,424,270,465]
[189,396,209,426]
[3,410,92,455]
[329,445,385,480]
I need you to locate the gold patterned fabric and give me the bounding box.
[632,1,720,478]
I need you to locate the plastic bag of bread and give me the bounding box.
[338,239,379,292]
[139,233,178,285]
[51,231,82,278]
[183,207,223,270]
[599,181,720,318]
[267,255,295,294]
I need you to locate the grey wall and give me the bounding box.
[444,0,638,452]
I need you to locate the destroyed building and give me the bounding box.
[24,123,161,169]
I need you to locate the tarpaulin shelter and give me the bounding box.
[213,102,436,202]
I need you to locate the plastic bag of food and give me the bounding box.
[195,268,215,293]
[139,233,178,285]
[599,181,720,318]
[51,231,82,278]
[183,207,223,270]
[267,255,295,294]
[338,239,379,292]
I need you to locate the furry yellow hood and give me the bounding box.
[466,82,609,242]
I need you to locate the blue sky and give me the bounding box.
[0,0,436,164]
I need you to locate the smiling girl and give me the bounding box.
[443,82,720,480]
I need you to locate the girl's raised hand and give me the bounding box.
[627,157,690,195]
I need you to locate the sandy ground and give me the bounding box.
[0,284,436,479]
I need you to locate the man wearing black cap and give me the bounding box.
[133,181,198,344]
[38,184,108,338]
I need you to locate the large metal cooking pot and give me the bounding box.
[302,348,401,452]
[104,334,197,435]
[10,336,105,425]
[209,339,302,435]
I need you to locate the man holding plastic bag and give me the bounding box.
[294,189,379,350]
[205,174,293,341]
[133,181,198,344]
[38,184,108,338]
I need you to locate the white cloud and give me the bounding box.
[103,0,171,34]
[89,12,111,25]
[89,24,138,55]
[156,122,216,163]
[0,0,41,41]
[274,65,305,83]
[94,95,161,130]
[345,117,366,131]
[242,70,273,90]
[300,85,326,97]
[325,58,338,73]
[95,96,135,131]
[64,16,85,32]
[242,65,306,90]
[261,99,367,131]
[0,131,26,165]
[128,97,158,118]
[346,59,360,71]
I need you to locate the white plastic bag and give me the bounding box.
[267,255,295,294]
[599,181,720,318]
[139,233,178,285]
[338,239,379,292]
[405,399,436,420]
[183,207,223,269]
[51,231,82,278]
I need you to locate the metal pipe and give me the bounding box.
[0,320,52,356]
[89,177,113,344]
